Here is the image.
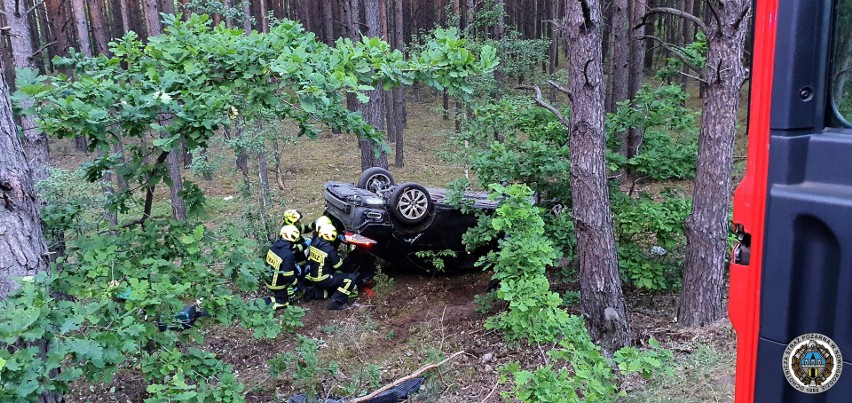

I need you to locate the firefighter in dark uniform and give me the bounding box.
[304,224,358,310]
[262,225,302,310]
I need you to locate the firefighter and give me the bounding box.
[262,224,302,310]
[304,223,358,310]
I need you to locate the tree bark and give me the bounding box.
[627,0,646,159]
[563,0,631,352]
[258,0,269,32]
[0,60,50,299]
[392,0,405,167]
[88,0,111,56]
[494,0,506,86]
[679,0,751,327]
[0,59,60,403]
[643,0,656,70]
[118,0,131,34]
[166,148,186,220]
[242,0,252,32]
[143,0,161,36]
[3,0,50,185]
[611,0,630,158]
[159,0,174,16]
[70,0,93,57]
[46,0,76,70]
[357,0,388,170]
[322,0,334,43]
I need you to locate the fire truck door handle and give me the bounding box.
[733,224,751,265]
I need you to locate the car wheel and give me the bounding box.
[388,182,433,225]
[357,167,395,193]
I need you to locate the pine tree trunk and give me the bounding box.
[679,0,751,327]
[143,0,161,36]
[357,0,388,170]
[643,0,656,70]
[243,0,252,31]
[166,147,186,220]
[611,0,629,156]
[46,0,76,71]
[323,0,334,43]
[392,0,405,167]
[3,0,50,185]
[627,0,646,159]
[0,60,50,299]
[563,0,631,353]
[160,0,174,15]
[71,0,93,56]
[89,0,111,56]
[258,0,269,32]
[494,0,506,86]
[118,0,131,33]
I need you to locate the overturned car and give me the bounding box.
[324,168,497,271]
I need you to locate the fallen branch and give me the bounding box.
[349,351,465,403]
[517,84,570,128]
[639,7,708,35]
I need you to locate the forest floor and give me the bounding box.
[57,88,741,402]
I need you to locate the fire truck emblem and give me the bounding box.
[783,333,843,394]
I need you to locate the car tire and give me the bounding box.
[357,167,395,193]
[388,182,433,226]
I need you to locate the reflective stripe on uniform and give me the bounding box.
[307,246,331,281]
[337,278,354,296]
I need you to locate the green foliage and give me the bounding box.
[413,249,458,272]
[461,185,675,402]
[0,221,303,401]
[501,319,619,402]
[613,192,692,290]
[34,167,105,244]
[607,84,699,180]
[653,33,707,82]
[466,184,568,345]
[18,15,496,221]
[613,338,674,379]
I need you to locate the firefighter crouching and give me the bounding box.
[304,223,358,311]
[262,225,302,310]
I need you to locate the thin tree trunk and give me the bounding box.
[643,0,656,70]
[243,0,252,32]
[259,0,268,32]
[547,0,556,74]
[46,0,76,71]
[358,0,388,170]
[160,0,174,15]
[563,0,631,353]
[494,0,505,87]
[88,0,111,56]
[71,0,92,56]
[346,0,360,114]
[143,0,161,36]
[680,0,751,327]
[392,0,405,167]
[323,0,334,44]
[3,0,50,184]
[118,0,131,33]
[627,0,646,159]
[679,0,696,88]
[99,149,117,226]
[611,0,629,156]
[114,137,128,190]
[166,148,186,220]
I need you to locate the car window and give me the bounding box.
[831,0,852,126]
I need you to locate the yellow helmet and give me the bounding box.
[279,225,301,242]
[313,215,332,229]
[317,224,338,242]
[283,209,302,225]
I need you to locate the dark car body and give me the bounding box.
[323,179,497,271]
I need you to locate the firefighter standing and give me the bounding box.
[262,225,302,310]
[304,224,358,310]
